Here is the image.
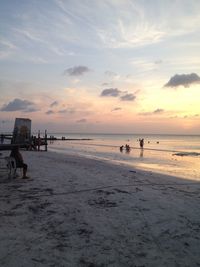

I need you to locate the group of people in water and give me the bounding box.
[120,144,131,152]
[120,138,145,152]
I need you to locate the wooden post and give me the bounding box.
[45,130,47,151]
[38,130,41,151]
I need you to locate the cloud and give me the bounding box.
[101,88,137,102]
[101,88,121,97]
[104,71,121,81]
[183,114,199,119]
[24,107,38,113]
[50,101,58,107]
[104,71,118,77]
[58,108,75,114]
[164,73,200,88]
[0,38,17,59]
[27,56,48,64]
[1,98,37,112]
[138,111,151,116]
[46,110,54,115]
[101,82,110,86]
[112,107,122,111]
[153,108,164,114]
[154,59,163,64]
[76,118,87,123]
[139,108,165,116]
[64,66,91,76]
[120,94,136,101]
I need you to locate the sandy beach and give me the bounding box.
[0,150,200,267]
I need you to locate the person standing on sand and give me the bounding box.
[10,146,29,179]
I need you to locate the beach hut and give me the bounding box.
[12,118,31,145]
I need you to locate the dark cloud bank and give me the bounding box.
[120,94,136,101]
[101,88,121,97]
[100,88,136,101]
[1,98,38,112]
[165,73,200,88]
[64,66,90,76]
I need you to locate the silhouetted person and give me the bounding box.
[10,146,28,179]
[139,138,144,148]
[125,144,130,152]
[30,136,37,150]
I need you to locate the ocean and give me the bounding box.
[48,133,200,181]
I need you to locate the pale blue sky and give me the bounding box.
[1,0,200,133]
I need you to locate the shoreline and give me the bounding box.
[48,145,200,182]
[0,150,200,266]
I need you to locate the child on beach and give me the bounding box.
[10,146,29,179]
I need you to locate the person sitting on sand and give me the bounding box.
[10,146,29,179]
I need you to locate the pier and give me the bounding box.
[0,133,92,151]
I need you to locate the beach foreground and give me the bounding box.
[0,151,200,267]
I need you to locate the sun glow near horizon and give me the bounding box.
[0,0,200,134]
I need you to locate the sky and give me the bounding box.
[0,0,200,134]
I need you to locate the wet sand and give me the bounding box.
[0,150,200,267]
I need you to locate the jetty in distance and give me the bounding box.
[47,135,92,141]
[0,133,92,152]
[1,133,92,141]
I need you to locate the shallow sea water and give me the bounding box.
[48,133,200,181]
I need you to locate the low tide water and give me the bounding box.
[48,133,200,181]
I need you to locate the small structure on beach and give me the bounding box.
[12,118,31,145]
[0,118,49,151]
